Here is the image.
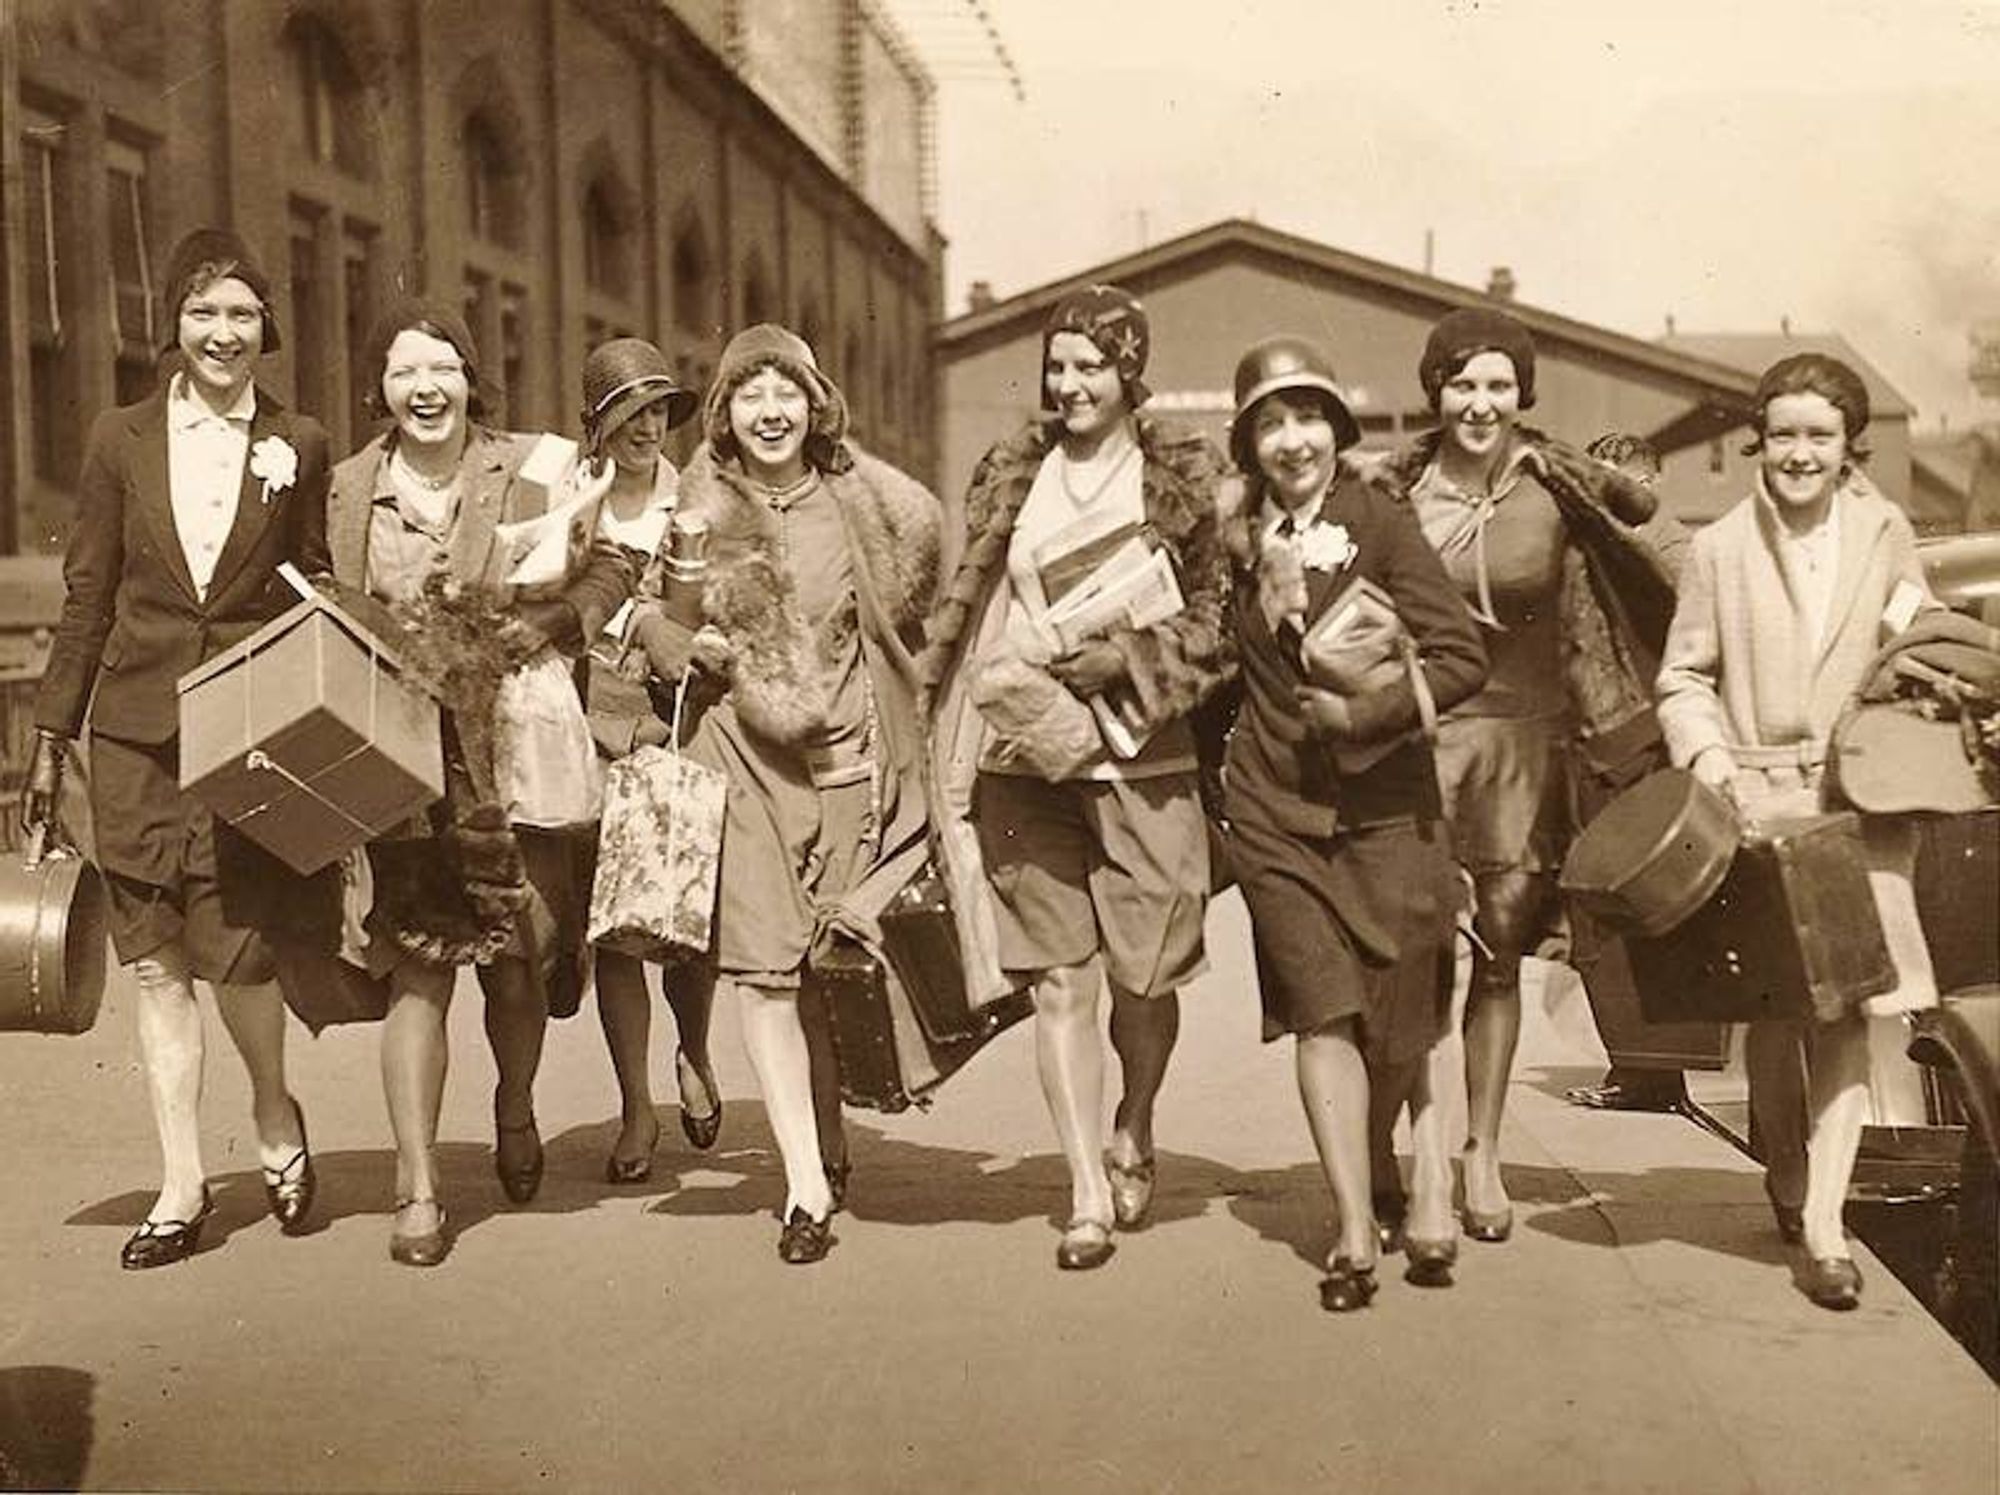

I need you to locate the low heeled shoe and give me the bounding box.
[389,1200,451,1268]
[121,1187,215,1271]
[262,1097,316,1234]
[1105,1153,1157,1230]
[1318,1257,1378,1313]
[1403,1235,1459,1288]
[1802,1256,1863,1311]
[778,1206,834,1265]
[1461,1205,1513,1244]
[676,1050,723,1153]
[1056,1218,1115,1272]
[495,1115,545,1205]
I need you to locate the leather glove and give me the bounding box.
[1294,686,1356,740]
[631,716,673,749]
[1048,639,1126,698]
[23,730,65,840]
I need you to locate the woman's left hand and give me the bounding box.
[1049,639,1126,697]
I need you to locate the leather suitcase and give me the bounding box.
[1912,808,2000,995]
[810,935,1030,1113]
[1627,812,1894,1025]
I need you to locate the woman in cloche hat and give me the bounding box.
[1214,334,1488,1309]
[25,228,332,1268]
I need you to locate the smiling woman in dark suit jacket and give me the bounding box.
[23,229,333,1269]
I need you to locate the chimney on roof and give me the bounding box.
[968,280,996,313]
[1665,313,1677,336]
[1486,266,1517,302]
[1780,314,1792,336]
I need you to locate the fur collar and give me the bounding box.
[923,415,1226,694]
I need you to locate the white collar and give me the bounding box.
[167,370,257,429]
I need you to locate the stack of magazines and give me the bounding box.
[1030,507,1184,757]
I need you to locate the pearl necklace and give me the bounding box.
[1057,433,1138,507]
[392,448,460,492]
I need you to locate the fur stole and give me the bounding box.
[1357,426,1681,778]
[921,415,1233,733]
[676,443,941,747]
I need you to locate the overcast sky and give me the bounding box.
[928,0,2000,431]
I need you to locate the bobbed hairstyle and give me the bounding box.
[1742,352,1871,463]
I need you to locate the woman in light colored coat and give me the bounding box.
[1657,352,1940,1310]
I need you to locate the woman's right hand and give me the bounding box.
[1689,745,1736,793]
[21,730,65,840]
[688,625,735,681]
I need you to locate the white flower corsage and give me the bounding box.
[1295,519,1357,573]
[249,435,299,504]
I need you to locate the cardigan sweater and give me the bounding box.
[1656,473,1932,774]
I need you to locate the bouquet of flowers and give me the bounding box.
[388,572,548,802]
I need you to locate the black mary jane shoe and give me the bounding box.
[1318,1257,1379,1313]
[262,1098,317,1234]
[1801,1256,1863,1312]
[121,1187,215,1271]
[676,1051,723,1153]
[495,1115,545,1206]
[777,1206,834,1266]
[1403,1235,1459,1289]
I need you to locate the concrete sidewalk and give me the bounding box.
[2,893,1993,1493]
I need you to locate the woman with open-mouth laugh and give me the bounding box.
[921,285,1232,1272]
[628,324,942,1264]
[25,229,330,1268]
[316,299,632,1265]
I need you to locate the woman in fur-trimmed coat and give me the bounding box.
[626,324,940,1264]
[1380,307,1679,1242]
[918,284,1232,1272]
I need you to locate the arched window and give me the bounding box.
[671,214,713,336]
[581,174,634,300]
[289,16,373,177]
[463,108,524,249]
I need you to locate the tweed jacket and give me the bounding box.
[1656,473,1932,775]
[323,427,633,653]
[36,385,332,744]
[1361,428,1683,784]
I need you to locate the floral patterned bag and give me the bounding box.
[586,675,725,959]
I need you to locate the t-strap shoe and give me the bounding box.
[121,1187,215,1271]
[778,1206,834,1265]
[262,1097,316,1234]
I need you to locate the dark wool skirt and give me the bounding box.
[88,733,333,980]
[1228,809,1456,1063]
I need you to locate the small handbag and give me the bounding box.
[586,672,726,960]
[1299,577,1439,774]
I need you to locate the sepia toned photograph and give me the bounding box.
[1,1,1995,1490]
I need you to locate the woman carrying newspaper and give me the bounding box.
[1215,336,1487,1309]
[921,285,1232,1271]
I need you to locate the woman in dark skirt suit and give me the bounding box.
[24,229,331,1268]
[1215,337,1487,1309]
